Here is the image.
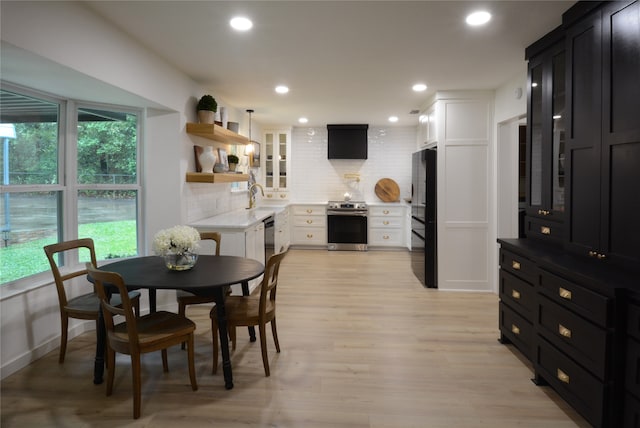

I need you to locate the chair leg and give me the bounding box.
[179,302,187,350]
[161,349,169,372]
[259,323,270,377]
[59,315,68,364]
[186,334,198,391]
[131,354,142,419]
[271,318,281,353]
[229,326,237,350]
[211,318,218,374]
[133,296,140,318]
[106,349,116,396]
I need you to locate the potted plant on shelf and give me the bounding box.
[196,95,217,124]
[227,154,239,172]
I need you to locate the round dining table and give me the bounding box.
[94,255,265,390]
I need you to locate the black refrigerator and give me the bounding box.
[411,148,437,288]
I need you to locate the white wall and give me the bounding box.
[289,126,417,203]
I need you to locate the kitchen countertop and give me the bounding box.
[190,206,285,230]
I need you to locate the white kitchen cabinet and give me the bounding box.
[263,128,291,200]
[195,222,265,294]
[291,204,327,247]
[274,208,290,253]
[368,205,406,247]
[417,104,437,148]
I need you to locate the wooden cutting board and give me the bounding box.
[375,178,400,202]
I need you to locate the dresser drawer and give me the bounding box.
[537,337,605,427]
[628,301,640,342]
[499,270,536,321]
[627,337,640,400]
[369,206,404,217]
[538,295,608,379]
[624,392,640,428]
[539,269,611,327]
[368,216,403,228]
[524,215,563,244]
[499,248,537,284]
[499,302,534,361]
[292,215,326,228]
[292,205,326,216]
[369,229,403,246]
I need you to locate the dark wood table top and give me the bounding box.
[100,255,265,296]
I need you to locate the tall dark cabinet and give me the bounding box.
[565,1,640,269]
[498,2,640,427]
[525,28,566,244]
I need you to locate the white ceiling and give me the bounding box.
[84,0,571,127]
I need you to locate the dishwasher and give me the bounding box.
[263,214,275,260]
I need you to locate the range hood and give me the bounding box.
[327,124,368,159]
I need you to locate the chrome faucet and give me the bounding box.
[248,183,264,209]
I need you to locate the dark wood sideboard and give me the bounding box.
[498,1,640,427]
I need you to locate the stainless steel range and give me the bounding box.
[327,201,368,251]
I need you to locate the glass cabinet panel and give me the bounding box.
[265,132,274,188]
[552,51,565,213]
[278,132,287,188]
[529,64,543,207]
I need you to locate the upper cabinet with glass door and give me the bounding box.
[263,129,291,201]
[524,28,565,244]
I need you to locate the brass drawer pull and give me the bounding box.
[383,210,390,215]
[306,220,313,224]
[511,324,520,335]
[540,226,551,235]
[383,235,390,240]
[511,289,521,300]
[279,194,287,199]
[557,368,570,384]
[306,234,313,239]
[511,261,521,270]
[383,221,390,225]
[558,324,572,338]
[266,194,273,198]
[559,287,572,300]
[306,209,313,214]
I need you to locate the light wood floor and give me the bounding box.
[1,249,589,427]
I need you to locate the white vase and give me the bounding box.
[199,146,216,173]
[197,110,214,124]
[220,106,228,128]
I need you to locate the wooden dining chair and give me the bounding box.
[210,249,288,377]
[176,232,221,349]
[43,238,141,364]
[86,263,198,419]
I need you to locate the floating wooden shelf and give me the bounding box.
[186,123,249,145]
[186,172,249,183]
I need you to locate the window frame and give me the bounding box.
[0,83,144,297]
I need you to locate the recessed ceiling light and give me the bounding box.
[388,116,399,123]
[466,11,491,26]
[298,117,308,124]
[230,16,253,31]
[412,83,427,92]
[275,85,289,94]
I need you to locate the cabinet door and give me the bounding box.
[264,129,290,191]
[601,0,640,267]
[526,42,566,221]
[565,9,603,256]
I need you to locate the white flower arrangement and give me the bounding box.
[153,225,201,256]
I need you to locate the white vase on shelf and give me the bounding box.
[198,146,216,173]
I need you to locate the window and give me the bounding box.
[0,86,141,285]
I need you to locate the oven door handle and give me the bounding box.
[327,211,368,216]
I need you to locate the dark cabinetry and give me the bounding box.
[565,0,640,268]
[498,239,625,427]
[498,248,537,361]
[625,298,640,427]
[524,28,566,243]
